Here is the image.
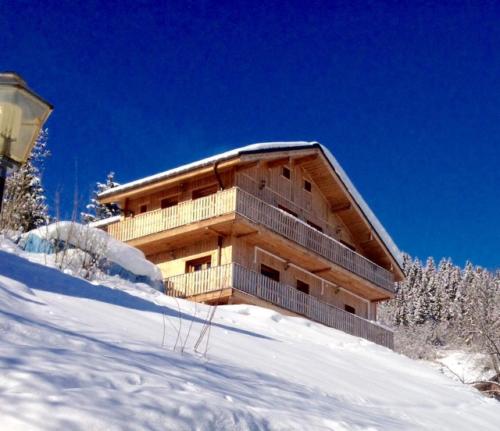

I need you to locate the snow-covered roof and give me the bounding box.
[99,141,403,267]
[88,215,121,229]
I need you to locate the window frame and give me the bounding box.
[281,166,291,180]
[278,204,298,218]
[344,304,356,314]
[306,220,323,232]
[260,264,280,282]
[296,279,310,295]
[192,184,218,200]
[185,255,212,273]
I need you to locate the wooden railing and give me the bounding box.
[165,264,234,298]
[107,187,394,292]
[108,188,238,242]
[234,189,394,292]
[164,264,394,349]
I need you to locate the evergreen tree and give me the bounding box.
[423,257,439,322]
[0,129,50,232]
[81,171,121,223]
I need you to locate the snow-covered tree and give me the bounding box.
[81,172,121,223]
[380,253,499,375]
[0,129,50,232]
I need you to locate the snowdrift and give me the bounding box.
[20,221,163,289]
[0,238,499,430]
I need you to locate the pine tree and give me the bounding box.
[423,257,439,322]
[0,129,50,232]
[81,171,121,223]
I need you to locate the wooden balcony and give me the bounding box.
[164,264,394,349]
[107,187,394,292]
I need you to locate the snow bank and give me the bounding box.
[22,222,163,288]
[0,241,499,430]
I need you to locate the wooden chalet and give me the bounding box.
[98,142,404,348]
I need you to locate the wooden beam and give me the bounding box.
[312,267,331,275]
[292,154,318,165]
[359,232,374,245]
[236,161,260,171]
[236,230,259,239]
[266,157,290,168]
[331,202,352,213]
[206,226,227,236]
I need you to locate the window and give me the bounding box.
[278,204,298,218]
[344,304,356,314]
[161,197,178,209]
[304,180,312,192]
[260,264,280,282]
[340,240,356,251]
[306,220,323,232]
[296,280,310,295]
[192,184,218,200]
[139,204,148,214]
[282,166,291,180]
[186,256,212,273]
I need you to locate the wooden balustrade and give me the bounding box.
[107,188,237,242]
[164,264,234,298]
[164,263,394,349]
[234,189,394,292]
[107,187,394,292]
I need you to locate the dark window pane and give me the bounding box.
[304,180,312,192]
[192,185,218,200]
[186,256,212,273]
[296,280,310,295]
[278,204,298,218]
[306,220,323,232]
[340,240,356,251]
[282,166,291,179]
[260,264,280,282]
[344,304,356,314]
[161,197,178,209]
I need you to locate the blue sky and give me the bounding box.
[1,1,499,268]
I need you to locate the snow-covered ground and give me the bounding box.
[435,350,495,384]
[0,239,499,430]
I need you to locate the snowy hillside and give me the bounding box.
[1,240,499,430]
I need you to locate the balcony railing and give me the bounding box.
[107,187,394,292]
[164,264,394,349]
[107,188,238,242]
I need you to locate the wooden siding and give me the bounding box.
[235,171,358,250]
[148,237,233,278]
[164,263,394,349]
[125,171,234,216]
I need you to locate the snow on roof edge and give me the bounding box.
[99,141,403,268]
[88,215,121,229]
[98,141,314,199]
[316,144,403,268]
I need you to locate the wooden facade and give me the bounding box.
[100,144,404,348]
